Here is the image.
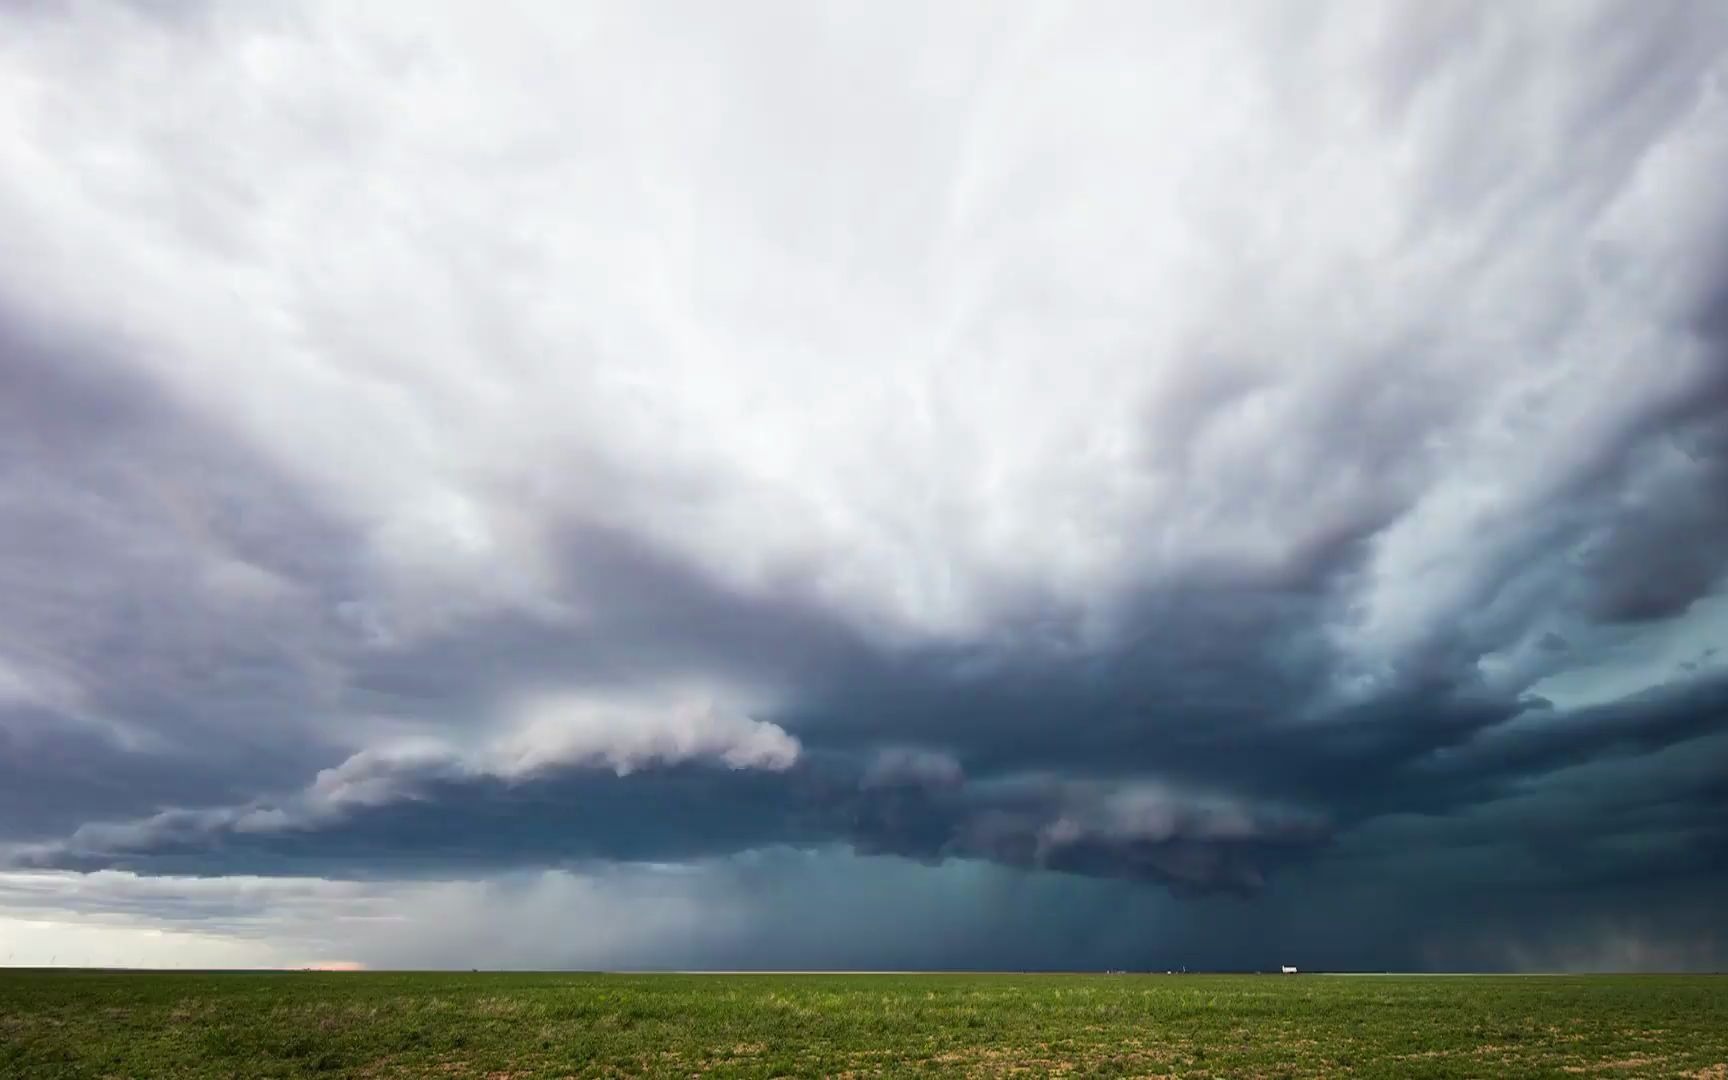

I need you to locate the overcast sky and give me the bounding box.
[2,0,1727,972]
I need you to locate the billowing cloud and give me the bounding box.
[2,0,1727,969]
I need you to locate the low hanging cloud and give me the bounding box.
[2,0,1728,968]
[26,725,1327,897]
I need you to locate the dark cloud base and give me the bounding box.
[6,304,1728,955]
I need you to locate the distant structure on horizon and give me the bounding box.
[1281,965,1298,974]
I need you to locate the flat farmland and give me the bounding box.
[1,970,1724,1078]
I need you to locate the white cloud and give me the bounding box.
[3,1,1724,669]
[0,870,384,968]
[31,684,799,865]
[495,689,799,777]
[0,654,80,713]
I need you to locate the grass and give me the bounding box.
[0,970,1724,1078]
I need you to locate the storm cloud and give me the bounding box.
[2,0,1727,970]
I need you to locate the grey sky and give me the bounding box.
[2,0,1727,970]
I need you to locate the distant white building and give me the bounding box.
[1280,965,1298,974]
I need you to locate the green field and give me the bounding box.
[1,970,1724,1078]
